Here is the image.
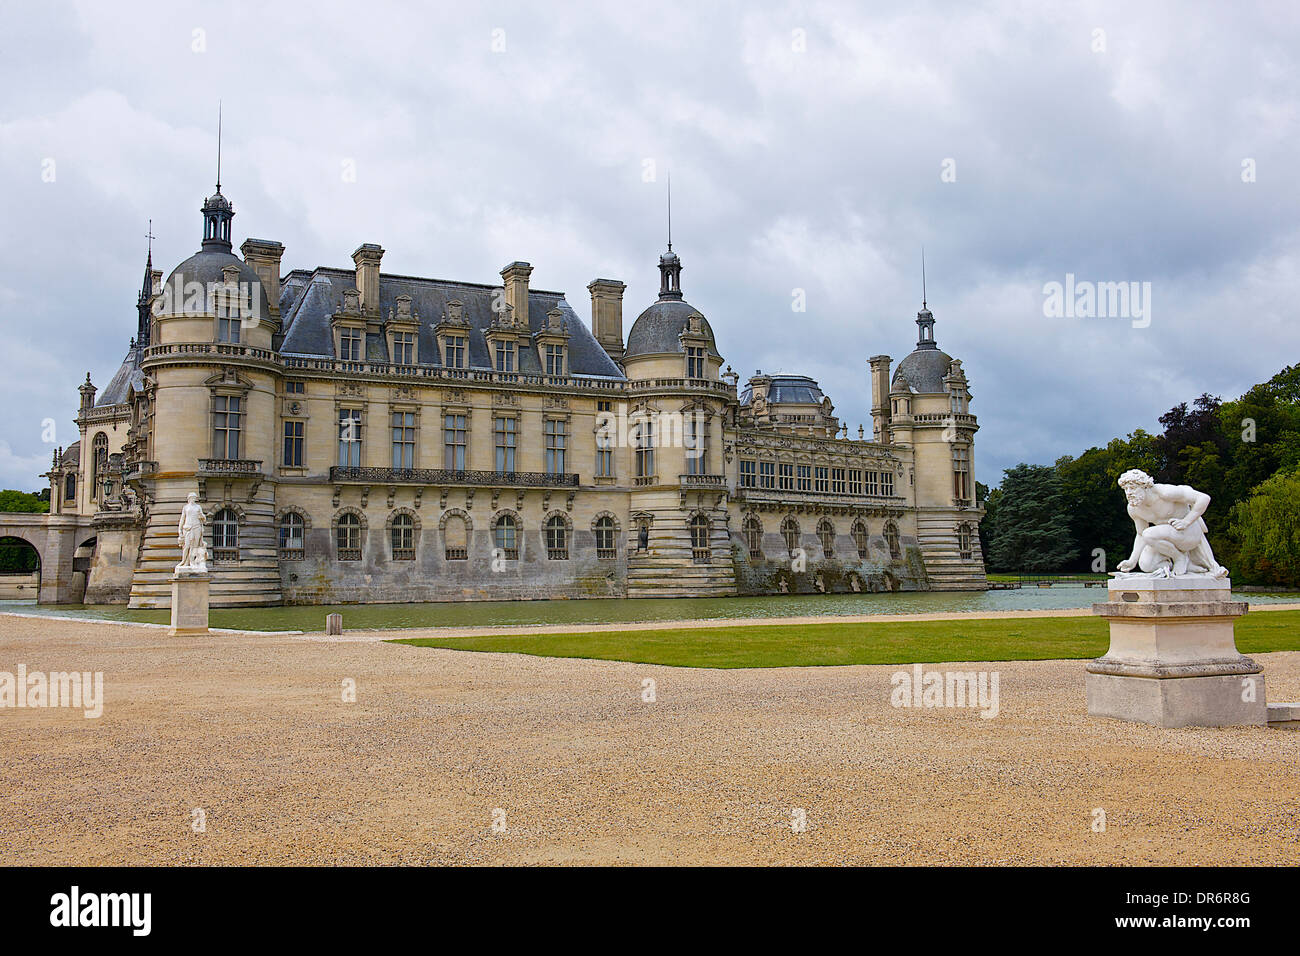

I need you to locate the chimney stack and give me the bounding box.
[500,261,533,329]
[587,278,626,362]
[352,243,384,314]
[242,238,286,318]
[869,355,892,442]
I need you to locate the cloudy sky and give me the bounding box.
[1,0,1297,490]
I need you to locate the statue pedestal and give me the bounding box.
[1087,577,1266,727]
[169,571,210,637]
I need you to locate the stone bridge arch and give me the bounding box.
[0,513,91,603]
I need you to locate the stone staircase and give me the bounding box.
[915,509,987,591]
[625,518,736,598]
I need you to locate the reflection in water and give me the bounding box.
[3,587,1295,633]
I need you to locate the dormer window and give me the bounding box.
[392,332,416,365]
[444,335,466,369]
[686,347,706,379]
[544,343,565,376]
[339,327,363,361]
[496,340,515,372]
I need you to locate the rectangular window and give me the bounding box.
[685,415,708,475]
[494,416,517,473]
[634,419,655,478]
[391,411,416,469]
[850,469,864,495]
[213,395,242,459]
[283,420,304,468]
[881,471,895,496]
[444,336,466,369]
[739,460,756,488]
[545,419,567,474]
[545,344,565,376]
[686,346,706,379]
[595,401,614,477]
[444,413,467,471]
[778,463,794,491]
[814,466,829,494]
[495,340,515,373]
[863,470,878,496]
[285,380,306,394]
[831,467,846,495]
[797,464,811,492]
[217,316,240,344]
[953,446,970,500]
[337,409,362,467]
[759,460,775,489]
[339,327,363,361]
[392,332,415,365]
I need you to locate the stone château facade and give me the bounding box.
[44,174,986,607]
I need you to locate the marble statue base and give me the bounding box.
[1087,576,1266,727]
[169,571,210,637]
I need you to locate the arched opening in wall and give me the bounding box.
[884,521,901,560]
[851,520,869,558]
[279,513,305,560]
[0,536,40,600]
[443,514,468,561]
[544,515,568,560]
[494,514,518,560]
[742,516,762,559]
[817,519,835,559]
[780,516,800,555]
[689,513,710,564]
[336,513,362,561]
[391,513,415,561]
[594,516,618,560]
[958,523,974,560]
[212,508,239,563]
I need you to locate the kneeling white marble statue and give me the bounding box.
[1114,469,1227,578]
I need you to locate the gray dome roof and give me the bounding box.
[163,249,272,320]
[740,375,825,406]
[892,348,954,393]
[624,299,720,359]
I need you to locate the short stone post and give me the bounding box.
[326,613,343,635]
[169,571,210,637]
[1088,577,1265,727]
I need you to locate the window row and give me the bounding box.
[268,511,622,563]
[737,460,896,497]
[741,516,902,561]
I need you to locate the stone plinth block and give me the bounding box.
[1087,576,1266,727]
[169,572,210,637]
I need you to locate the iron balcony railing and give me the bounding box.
[328,466,579,488]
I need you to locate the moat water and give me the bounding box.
[3,586,1295,633]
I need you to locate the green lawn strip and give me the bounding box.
[389,610,1300,669]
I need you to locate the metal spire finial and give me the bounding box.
[216,100,223,193]
[666,170,672,252]
[145,219,155,261]
[921,246,927,309]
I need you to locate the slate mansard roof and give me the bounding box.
[277,268,625,379]
[739,375,826,407]
[97,344,145,406]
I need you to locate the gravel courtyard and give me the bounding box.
[2,613,1297,866]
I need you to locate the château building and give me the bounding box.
[43,173,986,607]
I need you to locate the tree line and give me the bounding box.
[979,364,1300,586]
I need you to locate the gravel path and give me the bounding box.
[1,614,1297,865]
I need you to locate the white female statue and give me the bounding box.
[175,492,209,573]
[1115,469,1228,578]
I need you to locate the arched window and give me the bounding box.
[544,515,568,560]
[494,514,518,560]
[958,522,973,561]
[279,512,304,559]
[689,513,710,564]
[817,519,835,559]
[743,515,762,559]
[852,520,869,559]
[594,516,617,559]
[391,513,415,560]
[781,516,800,554]
[443,513,468,561]
[90,433,108,498]
[212,508,239,562]
[885,521,900,560]
[337,513,361,560]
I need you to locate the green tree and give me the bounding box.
[982,464,1076,573]
[0,490,48,514]
[1228,469,1300,587]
